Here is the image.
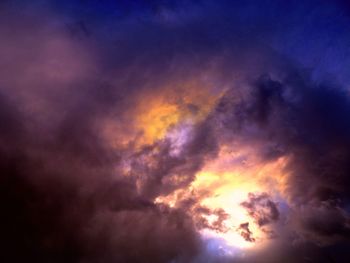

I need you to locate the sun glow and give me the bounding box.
[155,145,289,251]
[194,172,259,243]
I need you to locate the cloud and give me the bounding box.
[241,192,280,227]
[237,222,256,243]
[1,0,350,262]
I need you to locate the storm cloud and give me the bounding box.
[1,0,350,262]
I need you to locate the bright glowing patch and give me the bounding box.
[193,170,263,249]
[132,82,222,147]
[155,144,288,252]
[136,100,180,145]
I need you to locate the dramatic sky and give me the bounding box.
[1,0,350,262]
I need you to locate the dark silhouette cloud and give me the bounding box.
[241,192,280,227]
[237,222,255,243]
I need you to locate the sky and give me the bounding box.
[0,0,350,262]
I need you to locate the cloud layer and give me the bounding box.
[1,1,350,262]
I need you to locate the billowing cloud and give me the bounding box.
[1,1,350,263]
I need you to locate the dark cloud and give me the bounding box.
[0,84,206,262]
[293,201,350,245]
[122,125,218,200]
[237,222,255,243]
[0,4,208,263]
[241,192,280,227]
